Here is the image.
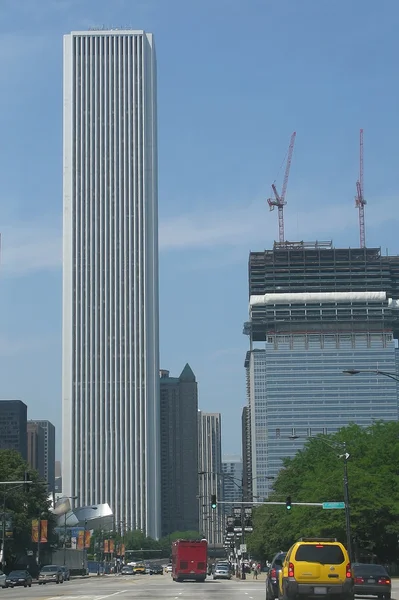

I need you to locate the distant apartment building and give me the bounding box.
[27,422,45,479]
[160,365,199,536]
[244,242,399,500]
[222,455,243,513]
[30,421,55,493]
[241,404,252,501]
[198,411,223,544]
[0,400,27,460]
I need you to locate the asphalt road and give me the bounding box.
[3,574,399,600]
[0,573,267,599]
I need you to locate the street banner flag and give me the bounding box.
[31,519,39,543]
[84,530,91,549]
[109,539,114,553]
[40,520,48,543]
[104,539,109,553]
[77,530,84,550]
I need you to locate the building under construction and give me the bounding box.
[243,241,399,500]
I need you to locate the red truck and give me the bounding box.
[171,538,208,582]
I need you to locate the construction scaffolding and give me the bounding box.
[244,243,399,341]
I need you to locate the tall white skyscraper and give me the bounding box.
[62,30,160,538]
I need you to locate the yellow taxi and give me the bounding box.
[133,563,146,574]
[279,538,353,600]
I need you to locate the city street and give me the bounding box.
[0,573,267,599]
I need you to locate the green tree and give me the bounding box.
[0,449,55,567]
[247,422,399,563]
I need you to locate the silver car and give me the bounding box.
[38,565,64,584]
[0,569,6,588]
[213,564,231,580]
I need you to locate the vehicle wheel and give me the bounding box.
[29,583,32,587]
[384,595,391,600]
[56,580,59,584]
[24,584,27,587]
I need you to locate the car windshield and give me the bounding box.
[353,564,387,575]
[9,571,25,576]
[295,545,344,564]
[41,566,57,572]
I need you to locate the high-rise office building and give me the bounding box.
[0,400,27,460]
[160,365,199,536]
[221,455,243,513]
[29,420,55,492]
[244,242,399,500]
[27,422,45,479]
[62,30,160,537]
[198,411,223,544]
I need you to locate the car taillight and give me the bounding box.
[288,562,294,577]
[271,568,276,578]
[378,578,391,584]
[354,577,364,584]
[346,563,352,578]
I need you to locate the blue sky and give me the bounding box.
[0,0,398,460]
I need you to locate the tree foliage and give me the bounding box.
[247,422,399,563]
[0,449,56,566]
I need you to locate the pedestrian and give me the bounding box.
[253,564,258,579]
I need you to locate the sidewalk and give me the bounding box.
[234,572,267,582]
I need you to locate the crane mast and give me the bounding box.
[267,131,296,243]
[355,129,366,248]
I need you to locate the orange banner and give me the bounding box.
[109,539,114,553]
[84,530,91,549]
[31,519,39,543]
[77,530,84,550]
[40,520,48,543]
[120,543,125,556]
[104,539,109,553]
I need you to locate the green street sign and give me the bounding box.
[322,502,345,510]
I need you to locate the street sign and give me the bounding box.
[240,544,247,553]
[322,502,345,509]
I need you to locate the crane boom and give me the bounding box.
[267,131,296,243]
[355,129,366,248]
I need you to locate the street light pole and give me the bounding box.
[341,445,352,562]
[343,369,399,382]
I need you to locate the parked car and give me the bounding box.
[5,570,33,588]
[353,563,391,599]
[60,565,71,581]
[0,569,6,588]
[38,564,64,584]
[266,551,287,600]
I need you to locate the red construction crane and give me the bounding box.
[267,131,296,243]
[355,129,366,248]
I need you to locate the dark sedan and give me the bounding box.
[353,563,391,599]
[266,552,287,600]
[151,564,164,575]
[5,570,33,588]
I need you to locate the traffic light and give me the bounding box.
[211,494,217,509]
[24,471,30,493]
[286,495,292,510]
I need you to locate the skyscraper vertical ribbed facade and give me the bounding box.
[198,411,223,543]
[62,30,160,537]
